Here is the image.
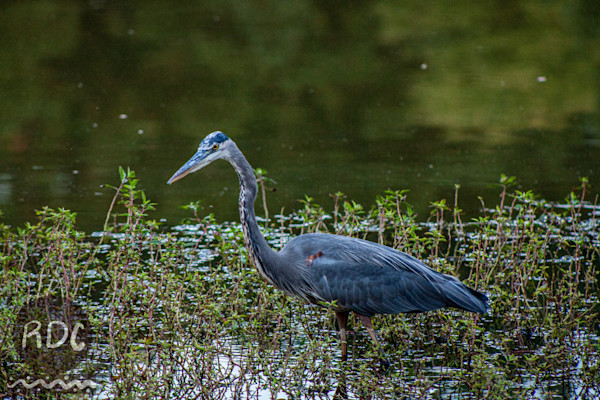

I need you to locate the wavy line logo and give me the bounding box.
[8,379,99,390]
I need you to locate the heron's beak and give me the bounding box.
[167,150,211,184]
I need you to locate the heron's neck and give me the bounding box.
[228,146,278,284]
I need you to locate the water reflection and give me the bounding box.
[0,1,599,231]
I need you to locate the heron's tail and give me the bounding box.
[443,280,489,314]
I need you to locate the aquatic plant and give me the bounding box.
[0,170,598,399]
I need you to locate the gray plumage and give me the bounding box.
[281,233,488,316]
[168,131,489,362]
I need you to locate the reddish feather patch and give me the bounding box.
[306,251,324,266]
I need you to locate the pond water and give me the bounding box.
[1,1,599,231]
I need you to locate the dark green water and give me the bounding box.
[1,1,599,231]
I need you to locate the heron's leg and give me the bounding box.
[356,314,390,368]
[335,311,349,362]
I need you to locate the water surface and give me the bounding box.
[1,1,599,230]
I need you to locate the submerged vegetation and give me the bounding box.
[1,168,599,399]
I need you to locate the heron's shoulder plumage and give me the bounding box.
[281,233,434,276]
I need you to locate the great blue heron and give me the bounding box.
[168,131,488,363]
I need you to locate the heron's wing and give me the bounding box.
[280,233,488,316]
[308,259,449,316]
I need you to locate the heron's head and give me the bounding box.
[167,131,234,184]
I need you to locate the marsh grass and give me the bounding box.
[0,169,598,399]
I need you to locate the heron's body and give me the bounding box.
[168,131,488,363]
[279,233,487,316]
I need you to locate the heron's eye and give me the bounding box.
[212,143,219,150]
